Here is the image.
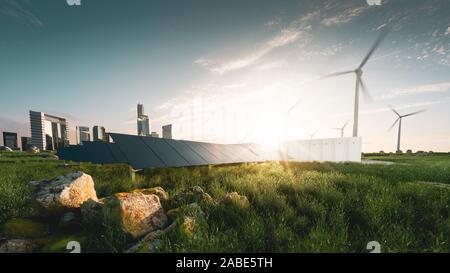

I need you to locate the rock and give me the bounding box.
[133,187,169,202]
[221,192,250,209]
[39,234,86,253]
[126,221,177,253]
[170,186,215,208]
[59,212,78,230]
[177,203,207,239]
[0,239,38,253]
[30,171,98,212]
[103,192,168,239]
[166,207,181,222]
[3,218,48,239]
[80,198,104,225]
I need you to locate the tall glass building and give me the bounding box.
[137,103,150,136]
[29,111,69,151]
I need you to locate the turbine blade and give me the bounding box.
[388,118,400,131]
[390,106,401,117]
[343,120,350,128]
[359,77,373,102]
[403,109,426,117]
[287,98,302,114]
[319,70,354,80]
[358,28,389,69]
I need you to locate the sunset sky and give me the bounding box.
[0,0,449,152]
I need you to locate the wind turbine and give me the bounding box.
[306,132,316,140]
[389,107,426,153]
[321,28,389,137]
[333,121,349,139]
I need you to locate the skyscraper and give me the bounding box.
[93,126,106,141]
[30,111,69,151]
[76,126,90,145]
[3,132,18,149]
[162,124,172,139]
[137,103,150,136]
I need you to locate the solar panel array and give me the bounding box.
[57,133,285,169]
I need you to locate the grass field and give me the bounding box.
[0,151,449,253]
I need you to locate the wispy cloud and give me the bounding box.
[195,10,323,75]
[321,6,369,27]
[0,0,44,27]
[378,82,450,100]
[195,28,304,75]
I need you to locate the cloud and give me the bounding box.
[195,28,303,74]
[0,0,44,27]
[378,82,450,100]
[195,10,323,75]
[321,6,368,27]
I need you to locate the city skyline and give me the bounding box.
[0,0,449,152]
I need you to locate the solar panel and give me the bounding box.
[106,143,128,163]
[82,142,118,164]
[181,140,222,165]
[109,133,165,169]
[164,139,209,166]
[140,137,189,167]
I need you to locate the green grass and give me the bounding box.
[0,151,449,253]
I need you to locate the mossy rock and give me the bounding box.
[220,192,250,209]
[166,207,181,222]
[133,187,169,202]
[3,218,49,239]
[39,234,86,253]
[169,186,216,208]
[176,203,207,239]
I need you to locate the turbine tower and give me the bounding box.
[322,28,389,137]
[333,121,349,139]
[389,107,425,153]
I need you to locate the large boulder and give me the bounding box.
[0,239,38,253]
[103,192,168,239]
[30,172,98,212]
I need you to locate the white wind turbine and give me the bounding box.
[321,28,389,137]
[333,121,350,139]
[389,107,426,153]
[306,131,316,140]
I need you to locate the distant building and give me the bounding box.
[21,137,32,151]
[93,126,106,141]
[162,124,172,139]
[150,132,159,138]
[3,132,18,149]
[104,133,111,143]
[30,111,69,151]
[137,103,150,136]
[76,126,90,145]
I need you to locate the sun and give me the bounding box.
[252,112,286,150]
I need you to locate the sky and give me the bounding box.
[0,0,449,152]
